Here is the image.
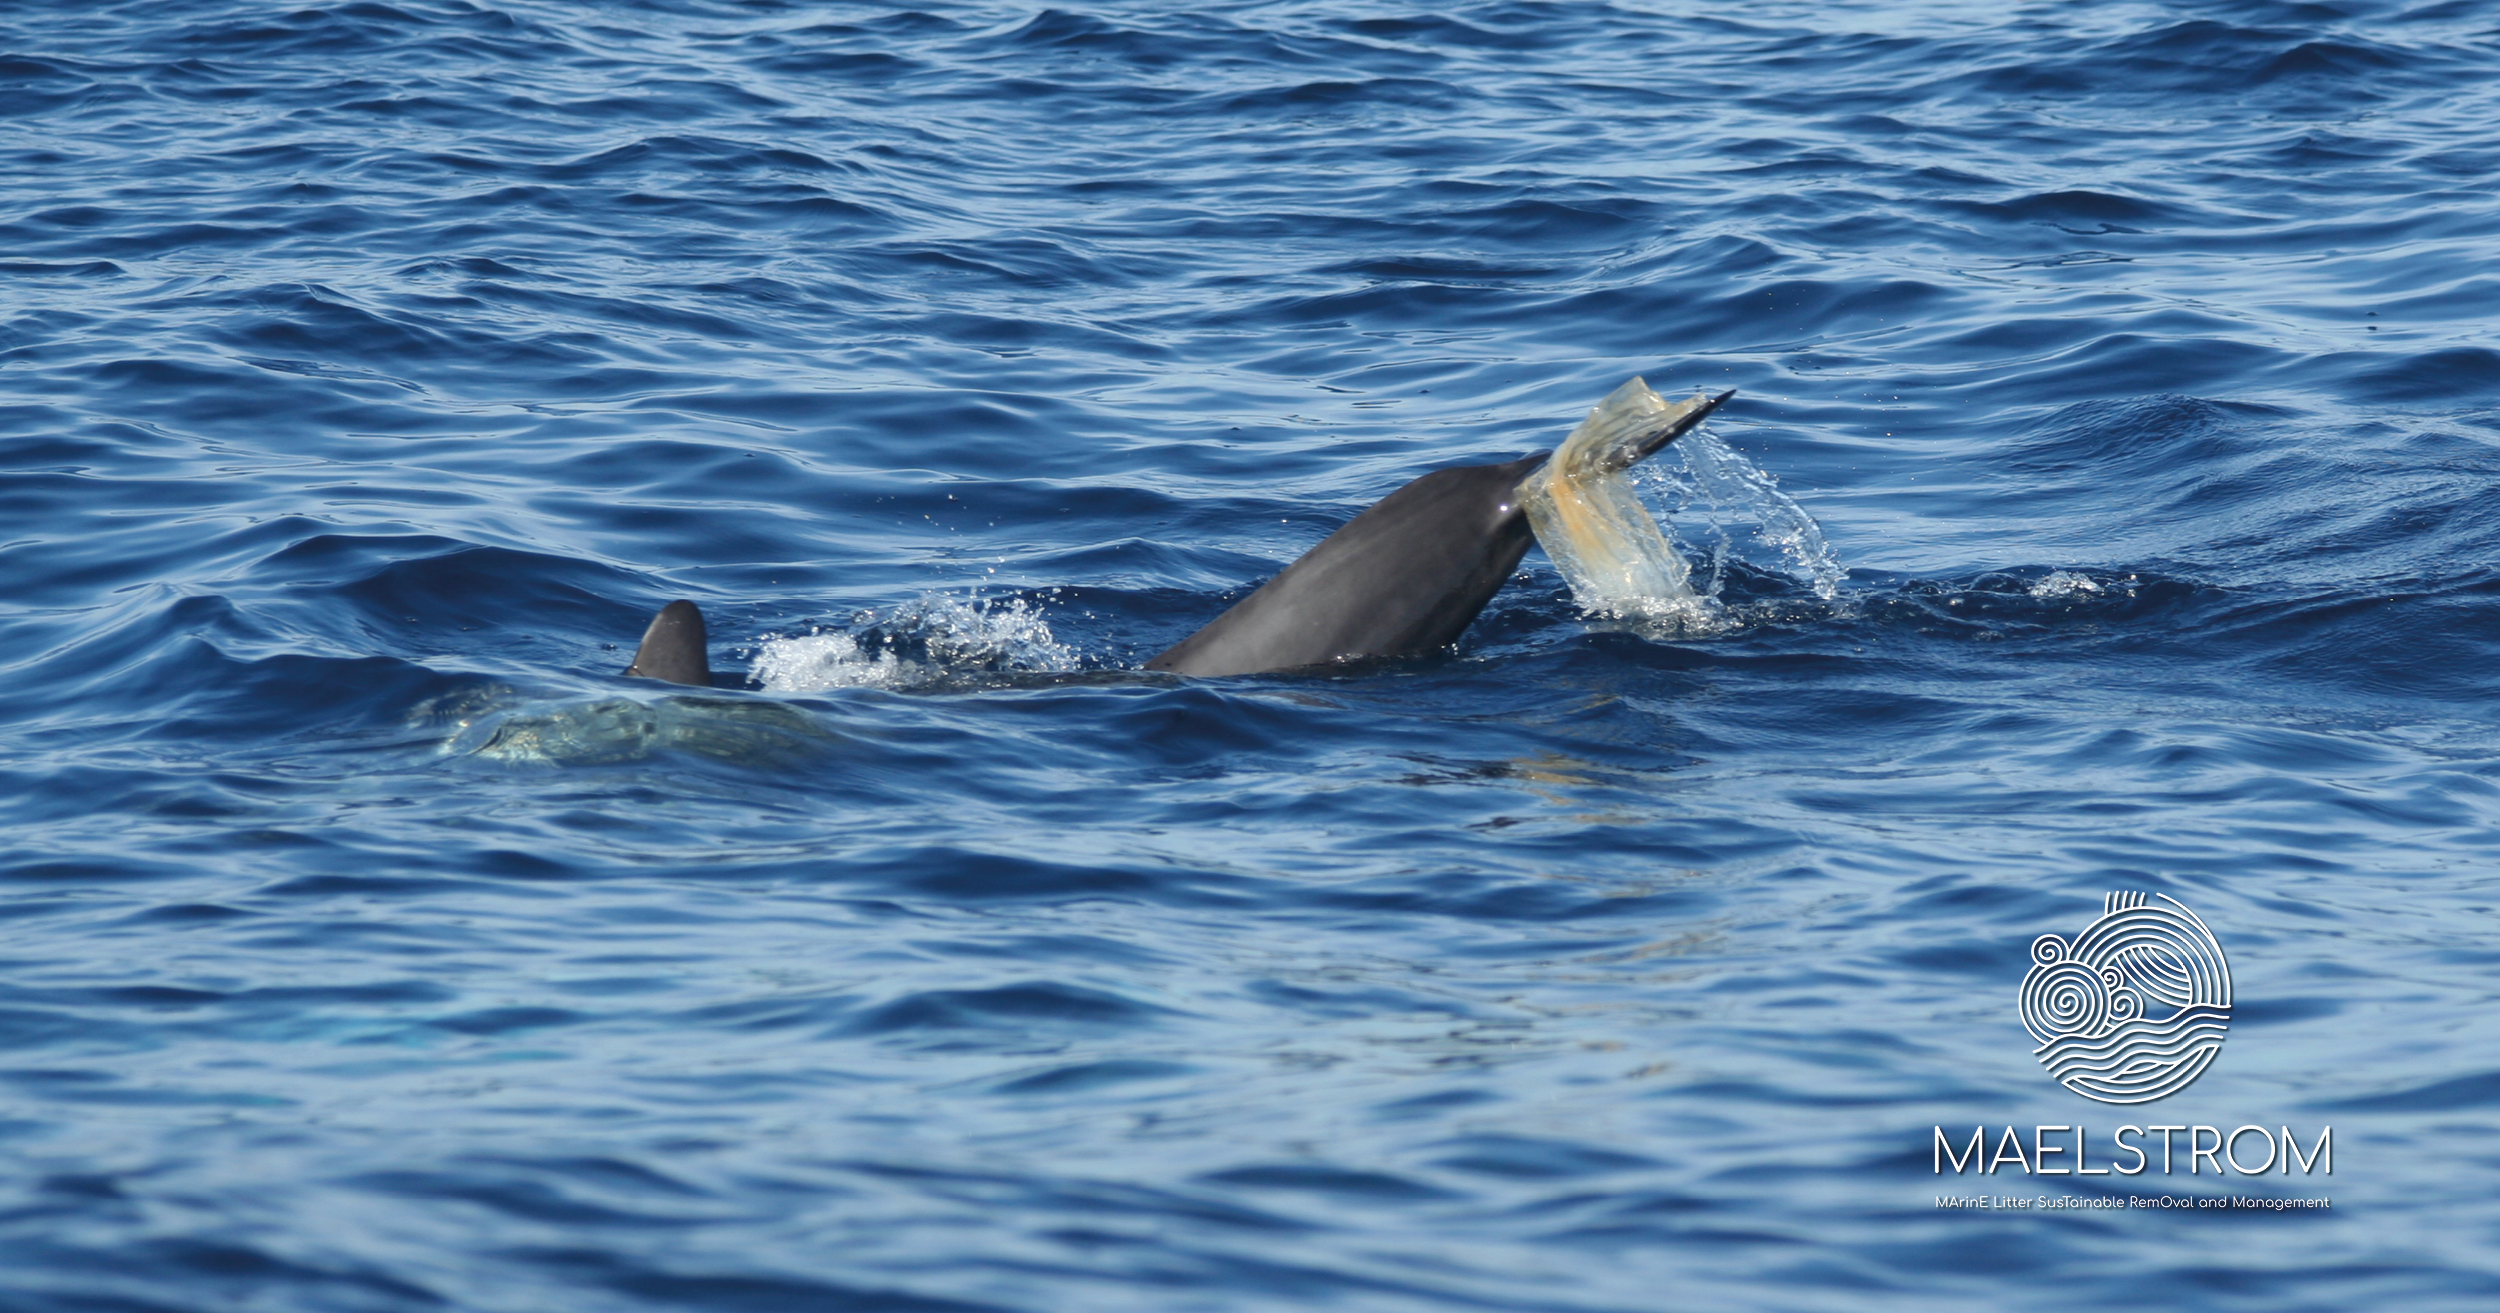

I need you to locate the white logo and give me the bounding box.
[2021,892,2232,1104]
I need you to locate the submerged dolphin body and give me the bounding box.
[618,382,1732,685]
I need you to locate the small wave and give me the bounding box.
[1866,569,2201,636]
[748,593,1079,693]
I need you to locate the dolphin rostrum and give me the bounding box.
[617,382,1731,685]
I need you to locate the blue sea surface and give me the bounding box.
[4,1,2498,1308]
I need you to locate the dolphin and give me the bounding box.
[618,384,1732,685]
[623,599,712,686]
[1146,384,1732,676]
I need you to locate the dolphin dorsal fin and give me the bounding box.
[623,600,711,686]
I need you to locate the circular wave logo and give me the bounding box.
[2021,892,2231,1104]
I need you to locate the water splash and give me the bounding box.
[1648,424,1848,604]
[749,593,1079,694]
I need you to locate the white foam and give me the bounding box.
[2029,570,2103,600]
[749,593,1078,693]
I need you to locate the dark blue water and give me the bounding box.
[5,1,2498,1308]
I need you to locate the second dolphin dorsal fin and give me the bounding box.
[623,600,711,686]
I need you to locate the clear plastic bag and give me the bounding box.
[1517,377,1717,626]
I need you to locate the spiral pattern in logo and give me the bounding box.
[2020,892,2230,1104]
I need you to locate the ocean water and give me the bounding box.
[4,0,2498,1308]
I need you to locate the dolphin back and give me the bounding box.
[1145,453,1548,677]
